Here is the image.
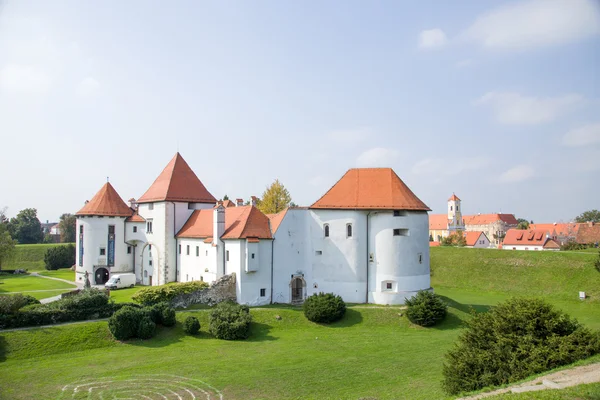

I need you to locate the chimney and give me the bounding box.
[213,204,225,245]
[129,198,137,210]
[250,196,257,207]
[589,221,595,227]
[85,200,89,205]
[236,198,244,207]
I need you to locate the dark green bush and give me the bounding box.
[131,281,209,305]
[303,292,346,323]
[209,301,252,340]
[594,251,600,273]
[442,298,600,395]
[108,306,146,340]
[137,316,156,339]
[404,291,447,327]
[184,316,200,335]
[43,244,75,270]
[0,293,40,315]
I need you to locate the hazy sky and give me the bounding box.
[1,0,599,223]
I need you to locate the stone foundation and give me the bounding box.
[170,273,236,308]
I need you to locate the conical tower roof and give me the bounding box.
[138,153,217,204]
[76,182,133,217]
[310,168,430,211]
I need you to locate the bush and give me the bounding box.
[137,316,156,339]
[43,244,75,270]
[594,251,600,273]
[108,306,144,340]
[404,291,447,327]
[442,298,600,395]
[0,293,40,315]
[303,292,346,323]
[142,302,176,326]
[209,301,252,340]
[184,316,200,335]
[131,281,209,305]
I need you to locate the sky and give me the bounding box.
[1,0,599,224]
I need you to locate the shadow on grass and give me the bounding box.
[248,322,278,342]
[432,296,492,331]
[319,308,363,328]
[0,334,6,362]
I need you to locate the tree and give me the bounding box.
[58,213,76,243]
[257,179,292,214]
[575,210,600,223]
[0,221,17,270]
[8,208,44,244]
[223,194,229,201]
[516,218,530,230]
[441,231,466,247]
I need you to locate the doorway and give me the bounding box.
[291,277,304,303]
[95,268,109,284]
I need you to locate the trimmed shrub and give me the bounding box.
[184,316,200,335]
[0,293,40,315]
[209,301,252,340]
[404,291,447,327]
[131,281,209,305]
[442,298,600,395]
[142,302,176,326]
[43,244,75,270]
[303,292,346,323]
[108,306,144,341]
[137,316,156,339]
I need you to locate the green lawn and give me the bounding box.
[0,247,599,399]
[39,268,76,282]
[3,243,74,271]
[490,382,600,399]
[106,285,145,303]
[0,274,77,301]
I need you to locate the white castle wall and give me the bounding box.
[224,239,273,306]
[177,238,218,283]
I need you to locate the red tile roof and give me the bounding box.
[222,200,236,208]
[529,223,581,237]
[465,231,486,246]
[267,208,288,234]
[503,229,555,247]
[429,214,450,230]
[310,168,430,211]
[138,153,216,204]
[448,193,461,201]
[463,214,519,226]
[177,206,272,240]
[575,223,600,244]
[126,212,146,223]
[429,241,441,247]
[76,183,133,217]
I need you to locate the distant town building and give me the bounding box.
[529,223,581,245]
[502,229,560,251]
[575,222,600,245]
[464,231,491,248]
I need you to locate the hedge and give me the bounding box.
[44,244,76,270]
[404,291,447,327]
[209,301,252,340]
[131,281,209,305]
[303,292,346,323]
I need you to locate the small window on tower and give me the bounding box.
[418,253,422,264]
[251,253,255,259]
[148,244,152,251]
[226,250,229,261]
[99,248,106,256]
[393,229,409,236]
[346,224,353,238]
[205,250,208,256]
[108,225,115,234]
[149,260,153,266]
[144,270,148,277]
[196,246,199,257]
[148,203,154,210]
[133,226,137,233]
[393,210,407,217]
[127,246,132,254]
[260,288,266,297]
[324,224,330,237]
[386,282,392,290]
[79,225,83,234]
[456,205,459,211]
[186,245,190,255]
[450,206,453,211]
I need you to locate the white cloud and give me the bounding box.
[411,157,490,176]
[356,147,399,167]
[76,77,101,97]
[462,0,600,50]
[326,127,371,145]
[418,29,447,49]
[562,123,600,147]
[499,165,535,183]
[0,64,52,94]
[476,92,582,125]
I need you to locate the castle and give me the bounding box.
[75,153,431,305]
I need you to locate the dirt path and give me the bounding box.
[458,363,600,399]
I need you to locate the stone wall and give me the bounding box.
[170,273,236,308]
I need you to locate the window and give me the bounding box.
[226,250,229,261]
[133,226,137,233]
[148,244,152,251]
[149,260,153,266]
[456,205,459,211]
[186,274,188,282]
[200,276,204,281]
[393,228,409,236]
[127,246,132,254]
[196,246,199,257]
[178,244,181,254]
[324,224,330,237]
[386,282,393,290]
[346,224,352,238]
[148,203,154,210]
[205,250,208,256]
[260,288,266,297]
[315,250,322,255]
[418,253,422,264]
[144,270,148,277]
[108,225,115,234]
[146,220,153,233]
[393,210,407,217]
[188,203,195,210]
[450,206,453,211]
[251,253,255,259]
[99,248,106,256]
[186,245,190,255]
[79,225,83,234]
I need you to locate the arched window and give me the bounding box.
[450,206,453,211]
[346,224,353,238]
[324,224,330,237]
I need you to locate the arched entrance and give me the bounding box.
[291,277,305,303]
[95,267,109,285]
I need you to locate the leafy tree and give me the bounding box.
[58,213,76,243]
[441,231,467,247]
[0,222,17,270]
[516,218,530,230]
[257,179,292,214]
[575,209,600,223]
[429,234,434,242]
[223,194,229,200]
[8,208,43,244]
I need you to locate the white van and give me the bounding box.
[105,273,136,290]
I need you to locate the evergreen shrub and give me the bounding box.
[442,298,600,395]
[209,301,252,340]
[184,316,200,335]
[131,281,209,305]
[404,291,447,327]
[43,244,75,270]
[303,292,346,323]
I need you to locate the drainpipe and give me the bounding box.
[366,211,371,304]
[270,238,275,304]
[171,202,177,283]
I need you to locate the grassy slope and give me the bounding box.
[4,243,74,271]
[0,274,77,300]
[491,382,600,399]
[39,269,76,282]
[106,286,145,303]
